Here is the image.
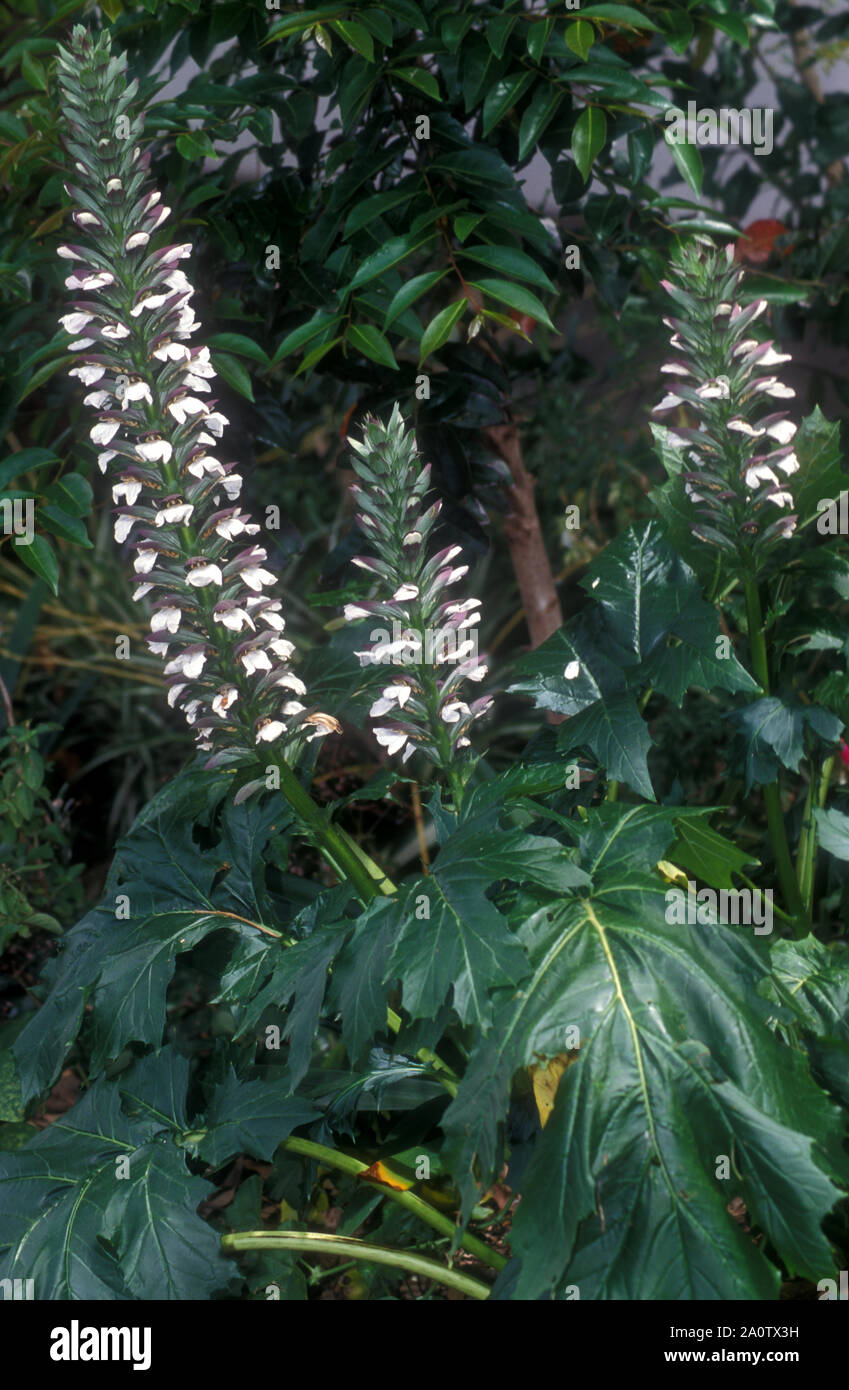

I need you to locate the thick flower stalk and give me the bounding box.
[343,406,491,805]
[54,26,340,773]
[652,237,799,571]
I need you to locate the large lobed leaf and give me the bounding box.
[441,805,848,1300]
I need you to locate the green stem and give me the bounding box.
[794,773,816,927]
[743,581,805,928]
[221,1230,492,1299]
[798,753,835,926]
[277,1136,505,1272]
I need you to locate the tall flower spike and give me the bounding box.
[344,406,492,793]
[652,237,799,566]
[55,27,340,776]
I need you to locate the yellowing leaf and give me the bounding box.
[530,1052,577,1128]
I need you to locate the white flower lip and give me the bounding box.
[185,561,223,587]
[150,605,182,634]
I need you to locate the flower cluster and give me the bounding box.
[55,26,339,767]
[343,406,492,771]
[652,237,799,566]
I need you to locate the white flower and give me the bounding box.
[778,452,799,475]
[84,391,111,409]
[167,396,207,424]
[212,687,239,716]
[112,479,143,506]
[653,393,683,412]
[204,412,228,436]
[125,231,150,251]
[151,606,182,634]
[59,311,95,334]
[344,603,372,620]
[186,562,223,587]
[72,364,106,386]
[441,700,470,724]
[155,501,193,527]
[97,450,116,473]
[114,514,137,543]
[563,661,580,679]
[269,638,295,660]
[696,377,730,400]
[402,531,422,546]
[167,683,187,708]
[56,245,86,260]
[766,420,797,444]
[91,420,119,445]
[134,548,158,574]
[392,584,419,601]
[72,211,101,229]
[65,272,114,291]
[164,648,207,679]
[120,381,153,410]
[153,341,190,363]
[375,728,409,756]
[727,418,765,437]
[213,604,254,632]
[241,649,272,675]
[136,438,173,463]
[219,475,242,500]
[660,362,690,376]
[275,673,306,695]
[187,454,223,479]
[240,565,276,592]
[106,178,122,194]
[256,719,287,743]
[132,293,168,316]
[101,323,131,341]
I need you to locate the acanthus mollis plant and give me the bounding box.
[55,27,340,767]
[651,236,811,921]
[652,236,799,568]
[52,25,395,901]
[343,406,491,810]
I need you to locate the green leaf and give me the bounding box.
[576,3,660,29]
[210,351,254,400]
[38,505,92,548]
[42,473,92,519]
[344,232,435,294]
[11,769,293,1104]
[419,299,467,362]
[16,535,58,595]
[559,690,655,799]
[627,124,654,183]
[469,277,555,331]
[176,129,216,161]
[790,406,848,529]
[813,807,849,861]
[385,867,528,1029]
[459,243,555,293]
[0,449,60,492]
[272,312,342,364]
[0,1050,229,1299]
[730,699,841,793]
[518,85,566,163]
[665,130,703,194]
[329,19,374,62]
[347,322,399,370]
[486,12,516,58]
[704,9,749,46]
[442,804,847,1297]
[482,71,535,138]
[195,1073,320,1167]
[564,19,594,62]
[571,106,607,183]
[391,67,440,100]
[207,332,270,367]
[527,17,552,63]
[667,817,759,892]
[382,269,447,330]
